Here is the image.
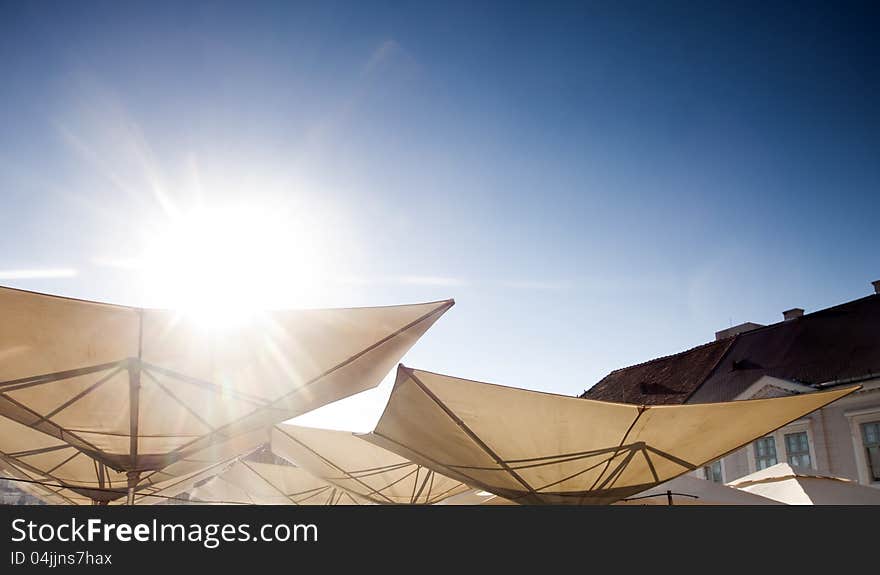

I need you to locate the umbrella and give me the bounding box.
[0,286,453,503]
[615,474,781,505]
[433,489,515,505]
[0,421,267,505]
[727,462,880,505]
[186,458,371,505]
[271,423,470,504]
[363,365,857,505]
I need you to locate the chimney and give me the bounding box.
[783,308,804,321]
[873,280,880,295]
[715,322,765,341]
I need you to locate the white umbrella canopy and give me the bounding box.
[364,365,858,505]
[123,427,270,505]
[433,489,515,505]
[728,463,880,505]
[271,423,470,504]
[186,459,371,505]
[615,474,782,505]
[0,421,268,505]
[0,286,453,502]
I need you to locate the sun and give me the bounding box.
[139,204,327,327]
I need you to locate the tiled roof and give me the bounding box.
[689,294,880,403]
[580,338,734,405]
[581,293,880,405]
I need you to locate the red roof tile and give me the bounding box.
[582,293,880,405]
[580,338,734,405]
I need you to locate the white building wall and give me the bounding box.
[718,378,880,488]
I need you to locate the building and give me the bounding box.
[581,280,880,489]
[0,478,44,505]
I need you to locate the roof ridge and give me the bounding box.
[725,292,879,341]
[682,335,738,403]
[606,293,880,376]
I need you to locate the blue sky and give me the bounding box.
[1,1,878,428]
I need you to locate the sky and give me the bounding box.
[1,1,878,430]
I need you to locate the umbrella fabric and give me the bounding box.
[364,366,857,505]
[186,459,370,505]
[728,462,880,505]
[0,286,452,501]
[0,422,267,504]
[615,473,781,505]
[271,423,470,504]
[124,428,270,504]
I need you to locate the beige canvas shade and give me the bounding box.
[364,366,858,505]
[0,417,267,505]
[727,462,880,505]
[122,427,270,505]
[0,415,113,504]
[185,459,371,505]
[614,473,781,505]
[0,285,453,502]
[271,423,470,504]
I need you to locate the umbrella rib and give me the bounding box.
[641,445,660,483]
[46,449,82,474]
[7,476,248,505]
[369,431,493,501]
[0,393,106,459]
[642,445,698,471]
[0,360,127,392]
[423,469,435,503]
[368,465,419,503]
[347,461,413,476]
[0,452,79,504]
[595,447,640,491]
[35,366,124,424]
[409,465,420,503]
[286,484,334,498]
[63,429,201,438]
[506,447,626,471]
[139,362,269,407]
[240,460,296,504]
[588,406,647,492]
[405,369,538,497]
[412,467,433,503]
[428,480,466,504]
[367,464,419,500]
[131,457,236,501]
[6,444,71,458]
[291,485,332,504]
[505,445,633,465]
[128,368,140,472]
[158,301,454,468]
[141,368,217,432]
[274,426,395,504]
[344,492,363,505]
[533,452,621,493]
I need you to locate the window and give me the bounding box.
[785,432,812,469]
[754,437,777,470]
[844,409,880,486]
[861,421,880,482]
[703,460,722,483]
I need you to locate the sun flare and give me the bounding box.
[139,204,328,327]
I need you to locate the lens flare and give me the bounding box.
[140,204,327,328]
